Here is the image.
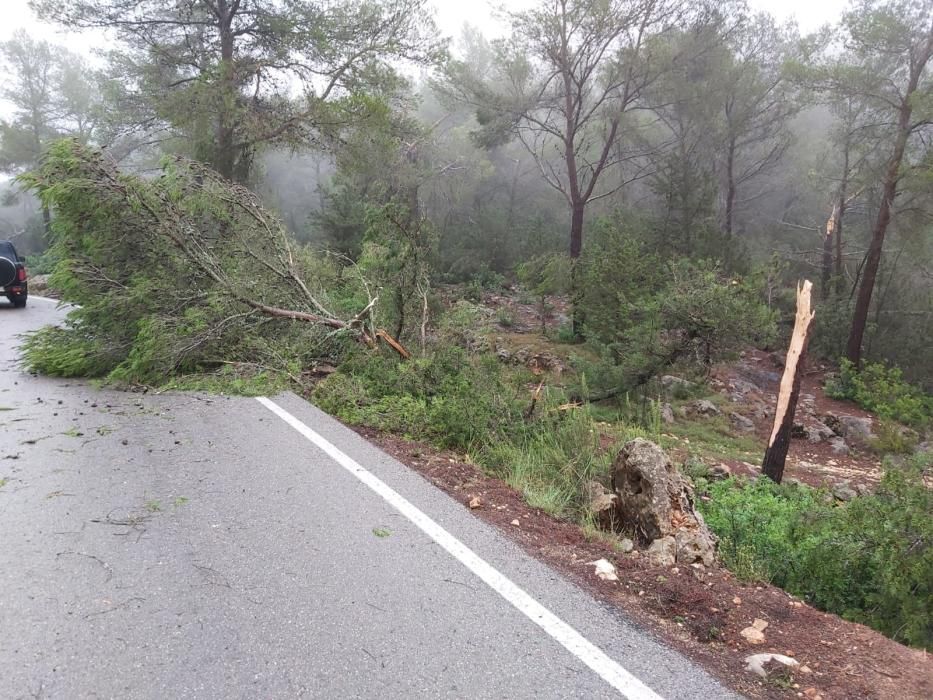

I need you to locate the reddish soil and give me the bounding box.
[479,288,571,334]
[354,425,933,700]
[710,349,885,490]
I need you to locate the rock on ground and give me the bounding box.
[744,653,799,679]
[647,536,676,567]
[660,375,694,391]
[611,438,717,566]
[825,413,876,445]
[806,421,836,443]
[729,412,755,432]
[583,480,618,530]
[828,436,849,455]
[692,399,720,417]
[28,274,50,294]
[832,481,857,502]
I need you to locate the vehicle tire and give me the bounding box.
[12,296,26,308]
[0,256,15,287]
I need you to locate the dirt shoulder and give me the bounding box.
[355,425,933,700]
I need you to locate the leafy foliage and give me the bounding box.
[700,454,933,650]
[826,359,932,428]
[315,347,521,450]
[576,225,777,401]
[19,140,364,384]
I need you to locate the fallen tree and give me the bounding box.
[20,140,404,384]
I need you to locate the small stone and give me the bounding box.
[741,618,769,644]
[828,437,849,455]
[647,536,677,567]
[799,665,812,674]
[733,596,742,605]
[692,399,720,416]
[729,412,755,431]
[469,497,482,509]
[589,558,618,581]
[832,481,857,502]
[660,403,675,424]
[619,537,634,554]
[710,463,732,480]
[510,519,520,526]
[661,375,694,391]
[744,653,799,678]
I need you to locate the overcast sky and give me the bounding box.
[1,0,849,54]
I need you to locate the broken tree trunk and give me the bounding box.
[762,280,816,484]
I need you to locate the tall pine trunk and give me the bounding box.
[845,31,932,367]
[569,201,585,336]
[723,135,736,237]
[845,91,915,366]
[215,1,237,182]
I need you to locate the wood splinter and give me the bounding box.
[762,280,816,484]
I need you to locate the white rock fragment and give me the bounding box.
[588,558,619,582]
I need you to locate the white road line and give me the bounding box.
[256,396,664,700]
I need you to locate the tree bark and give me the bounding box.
[569,201,585,336]
[820,211,834,299]
[724,135,736,237]
[215,0,238,181]
[762,280,815,484]
[845,33,931,367]
[845,120,910,366]
[834,142,850,296]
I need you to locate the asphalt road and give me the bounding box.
[0,297,739,699]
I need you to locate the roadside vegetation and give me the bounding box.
[699,454,933,650]
[4,0,931,658]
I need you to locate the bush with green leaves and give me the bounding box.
[358,201,438,343]
[826,359,932,429]
[700,454,933,650]
[516,252,570,333]
[314,346,523,450]
[575,253,777,405]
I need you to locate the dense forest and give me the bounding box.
[3,0,931,654]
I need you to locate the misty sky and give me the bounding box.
[1,0,849,52]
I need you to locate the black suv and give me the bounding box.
[0,240,28,308]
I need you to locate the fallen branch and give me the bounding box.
[374,329,412,359]
[524,380,545,421]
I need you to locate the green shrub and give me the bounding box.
[826,359,932,428]
[482,396,615,519]
[701,477,828,584]
[24,248,60,275]
[313,348,521,450]
[700,454,933,650]
[870,419,920,455]
[496,308,515,327]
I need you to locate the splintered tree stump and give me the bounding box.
[762,280,816,484]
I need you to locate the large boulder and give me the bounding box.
[610,438,717,566]
[806,421,836,444]
[825,413,875,445]
[29,274,50,294]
